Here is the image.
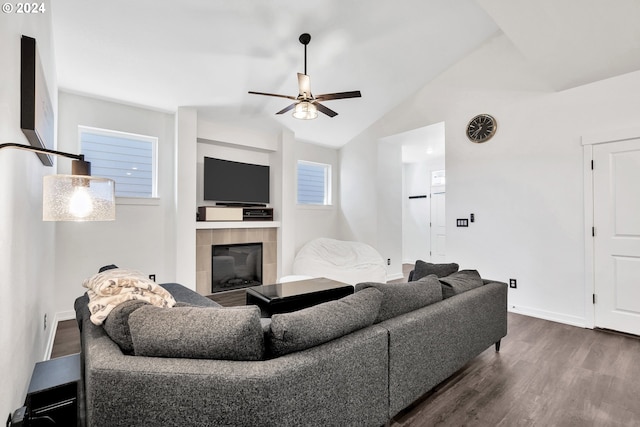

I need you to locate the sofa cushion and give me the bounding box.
[412,260,459,281]
[102,299,150,354]
[439,269,483,299]
[267,287,383,357]
[129,305,264,361]
[355,275,443,323]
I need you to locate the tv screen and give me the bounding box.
[204,157,270,204]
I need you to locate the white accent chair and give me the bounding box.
[292,238,387,285]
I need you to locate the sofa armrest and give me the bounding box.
[378,281,507,417]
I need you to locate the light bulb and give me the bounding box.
[68,186,94,218]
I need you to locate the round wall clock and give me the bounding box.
[466,114,497,143]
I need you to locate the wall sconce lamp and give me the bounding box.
[0,143,115,221]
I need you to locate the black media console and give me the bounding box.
[242,207,273,221]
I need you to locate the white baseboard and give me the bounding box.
[508,305,587,329]
[44,310,77,360]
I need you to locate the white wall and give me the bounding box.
[293,141,341,257]
[339,32,640,326]
[55,92,176,311]
[175,107,198,288]
[339,134,379,247]
[0,3,57,417]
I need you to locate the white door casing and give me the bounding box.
[431,191,446,262]
[592,138,640,335]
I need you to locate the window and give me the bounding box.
[79,126,158,198]
[297,160,331,205]
[431,170,446,186]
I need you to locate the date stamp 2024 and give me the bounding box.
[2,2,46,14]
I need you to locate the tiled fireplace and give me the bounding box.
[196,227,277,295]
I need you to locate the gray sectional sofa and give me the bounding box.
[75,265,507,427]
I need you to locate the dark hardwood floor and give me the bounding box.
[50,318,81,359]
[390,313,640,426]
[52,270,640,426]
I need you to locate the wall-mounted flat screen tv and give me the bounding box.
[204,157,270,204]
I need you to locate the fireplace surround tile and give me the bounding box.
[196,228,277,296]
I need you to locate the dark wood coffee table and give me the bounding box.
[245,277,353,317]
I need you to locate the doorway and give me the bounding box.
[400,122,445,264]
[585,130,640,336]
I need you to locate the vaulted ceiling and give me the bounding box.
[51,0,640,147]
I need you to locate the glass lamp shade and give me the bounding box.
[292,101,318,120]
[43,175,116,221]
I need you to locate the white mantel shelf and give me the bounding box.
[196,221,281,230]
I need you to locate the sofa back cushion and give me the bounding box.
[439,270,483,299]
[129,305,264,360]
[412,261,459,281]
[267,287,383,357]
[356,276,443,323]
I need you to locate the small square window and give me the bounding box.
[79,126,158,198]
[297,160,331,205]
[431,170,446,186]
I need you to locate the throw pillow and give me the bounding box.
[129,305,264,361]
[355,275,442,323]
[412,260,459,281]
[102,299,150,354]
[267,287,383,357]
[439,269,483,299]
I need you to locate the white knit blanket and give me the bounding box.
[82,268,176,325]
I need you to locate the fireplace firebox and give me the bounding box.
[211,242,263,293]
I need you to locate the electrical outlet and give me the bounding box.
[509,279,517,289]
[149,274,156,281]
[43,313,47,330]
[387,259,391,266]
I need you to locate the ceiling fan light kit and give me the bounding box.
[249,33,361,120]
[293,101,318,120]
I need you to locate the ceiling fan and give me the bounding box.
[248,33,362,120]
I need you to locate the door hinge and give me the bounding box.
[591,160,594,170]
[593,293,596,304]
[592,226,596,237]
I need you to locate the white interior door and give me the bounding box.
[430,191,446,262]
[403,196,430,262]
[593,138,640,335]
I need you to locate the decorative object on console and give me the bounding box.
[198,206,243,221]
[466,113,497,143]
[0,143,115,221]
[248,33,362,119]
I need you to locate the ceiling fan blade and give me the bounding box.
[248,91,297,101]
[314,102,338,118]
[297,73,311,98]
[315,90,362,101]
[275,103,298,115]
